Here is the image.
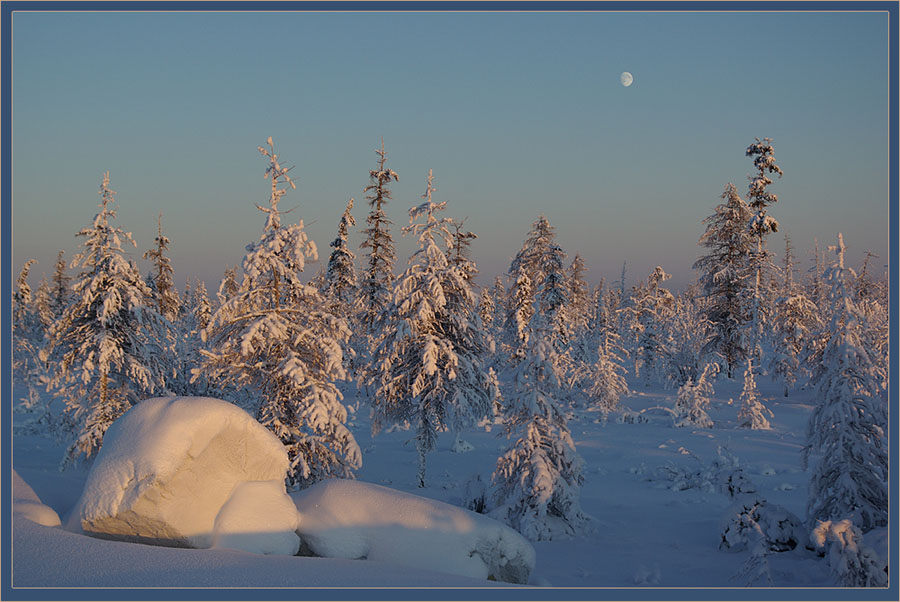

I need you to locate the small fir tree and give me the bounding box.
[737,359,772,430]
[673,363,717,428]
[491,318,589,541]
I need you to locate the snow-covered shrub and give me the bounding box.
[211,480,300,556]
[616,410,649,424]
[70,396,290,549]
[649,447,756,498]
[672,363,717,428]
[719,499,803,553]
[291,479,535,584]
[462,474,489,514]
[810,519,888,587]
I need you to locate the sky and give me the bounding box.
[10,7,891,292]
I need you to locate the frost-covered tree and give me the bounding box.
[586,321,628,418]
[628,266,675,382]
[673,363,717,428]
[371,170,493,486]
[199,139,360,489]
[358,139,398,335]
[45,172,165,465]
[51,250,72,320]
[504,265,534,356]
[663,289,713,387]
[803,234,887,533]
[323,197,358,317]
[693,182,753,377]
[768,236,821,396]
[491,318,589,541]
[143,213,180,322]
[449,217,478,284]
[737,359,772,430]
[744,138,783,360]
[565,254,589,337]
[217,265,240,306]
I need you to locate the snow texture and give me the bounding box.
[13,469,61,527]
[291,478,535,584]
[211,480,300,556]
[69,396,289,548]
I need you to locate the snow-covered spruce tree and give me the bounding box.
[663,289,713,387]
[586,308,628,418]
[803,233,888,533]
[504,264,535,357]
[142,213,180,322]
[198,138,360,489]
[323,197,358,317]
[13,260,41,372]
[371,170,493,486]
[628,266,675,383]
[693,182,753,377]
[51,250,72,321]
[449,217,478,284]
[46,172,166,466]
[491,315,589,541]
[744,138,783,362]
[358,139,399,337]
[565,253,590,338]
[13,260,53,426]
[737,359,772,430]
[768,235,821,396]
[504,215,563,355]
[217,265,240,307]
[672,362,717,428]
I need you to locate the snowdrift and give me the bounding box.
[13,469,61,527]
[69,396,290,550]
[291,479,536,584]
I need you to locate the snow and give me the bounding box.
[7,374,889,590]
[291,479,535,584]
[69,396,289,548]
[211,480,300,556]
[13,469,60,527]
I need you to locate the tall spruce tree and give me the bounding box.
[372,170,492,487]
[46,172,165,465]
[199,138,360,489]
[359,139,398,335]
[693,182,753,377]
[803,234,888,532]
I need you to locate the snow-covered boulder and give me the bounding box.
[212,480,300,555]
[70,396,289,549]
[14,470,61,527]
[291,479,535,584]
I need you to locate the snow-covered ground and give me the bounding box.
[8,377,889,593]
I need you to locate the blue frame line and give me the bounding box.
[1,1,897,601]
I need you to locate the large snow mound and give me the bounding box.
[212,480,300,555]
[291,479,535,584]
[70,396,289,548]
[13,469,61,527]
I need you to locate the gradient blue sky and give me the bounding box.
[11,7,891,292]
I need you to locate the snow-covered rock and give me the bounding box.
[212,480,300,555]
[70,396,289,549]
[13,469,61,527]
[291,479,535,584]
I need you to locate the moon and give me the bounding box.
[620,71,633,87]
